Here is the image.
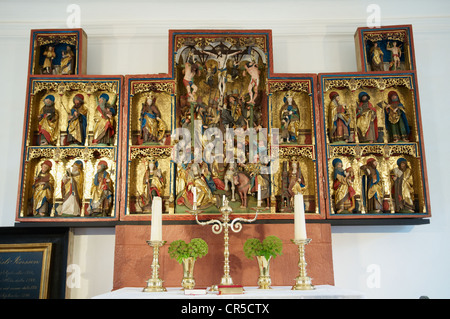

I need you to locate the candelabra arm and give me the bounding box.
[230,209,259,232]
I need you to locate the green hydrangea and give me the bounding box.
[169,238,208,264]
[243,236,283,260]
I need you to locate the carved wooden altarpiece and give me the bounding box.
[16,27,430,224]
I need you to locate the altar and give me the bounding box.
[92,285,366,299]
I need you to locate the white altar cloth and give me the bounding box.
[92,285,365,299]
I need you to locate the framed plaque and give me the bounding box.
[0,243,52,299]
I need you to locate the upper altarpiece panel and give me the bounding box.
[28,29,88,76]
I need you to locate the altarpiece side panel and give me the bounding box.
[16,76,123,222]
[319,72,430,219]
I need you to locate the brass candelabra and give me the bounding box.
[191,197,260,290]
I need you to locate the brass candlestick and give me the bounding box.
[291,238,315,290]
[143,240,167,292]
[192,197,260,290]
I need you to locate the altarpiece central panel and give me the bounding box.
[121,30,324,221]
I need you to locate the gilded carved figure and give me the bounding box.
[288,161,306,198]
[176,163,217,209]
[280,92,301,143]
[243,57,260,104]
[140,93,167,144]
[244,156,270,209]
[390,158,414,213]
[92,93,116,145]
[139,159,165,213]
[387,41,402,70]
[210,154,226,191]
[182,52,202,102]
[88,161,114,216]
[66,94,87,146]
[360,158,383,213]
[370,42,384,71]
[201,48,243,106]
[59,160,84,216]
[31,160,55,216]
[382,91,410,142]
[61,46,75,75]
[42,46,55,74]
[356,92,378,143]
[329,92,350,143]
[332,158,356,214]
[280,160,306,211]
[38,95,59,146]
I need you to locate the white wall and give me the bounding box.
[1,0,449,298]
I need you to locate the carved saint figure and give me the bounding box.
[140,159,165,213]
[220,95,236,131]
[332,158,356,213]
[60,160,84,216]
[360,158,383,213]
[280,92,301,143]
[176,163,217,209]
[288,161,306,198]
[88,161,114,216]
[390,158,414,212]
[61,46,75,75]
[243,58,260,104]
[356,92,378,143]
[370,42,384,71]
[67,94,87,145]
[140,93,167,144]
[329,92,350,143]
[279,160,306,211]
[246,157,270,208]
[228,93,247,129]
[182,52,201,102]
[42,46,55,74]
[31,160,55,216]
[210,154,226,191]
[387,41,402,70]
[38,95,59,146]
[383,91,410,142]
[92,93,116,145]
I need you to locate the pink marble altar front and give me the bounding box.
[113,223,334,290]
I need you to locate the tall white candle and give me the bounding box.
[151,197,163,241]
[192,186,197,204]
[294,194,307,240]
[257,185,261,201]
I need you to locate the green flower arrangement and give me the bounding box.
[168,238,208,264]
[243,236,283,260]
